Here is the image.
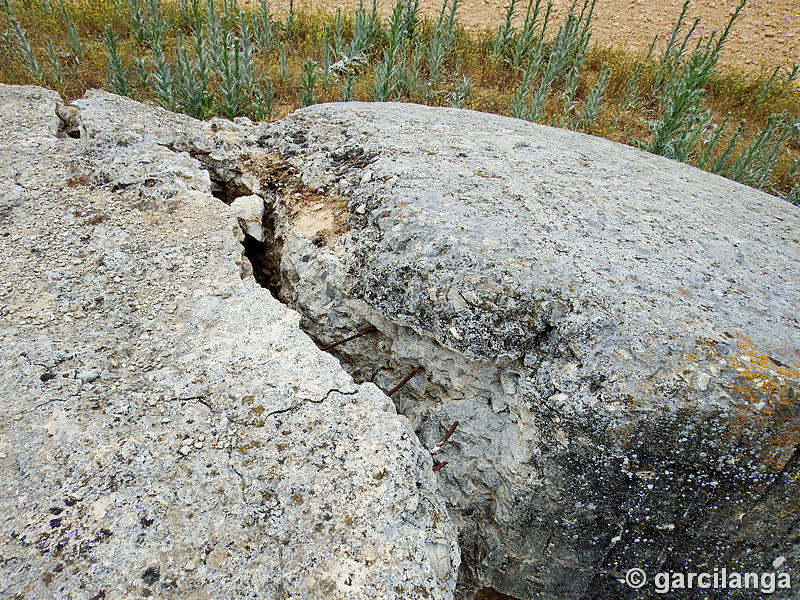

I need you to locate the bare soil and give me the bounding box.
[247,0,799,71]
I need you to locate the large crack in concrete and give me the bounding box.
[123,100,800,600]
[199,147,528,600]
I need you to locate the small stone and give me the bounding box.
[185,560,196,571]
[178,445,191,456]
[355,204,366,215]
[696,372,710,391]
[230,195,265,242]
[360,170,373,185]
[773,556,786,569]
[78,369,100,384]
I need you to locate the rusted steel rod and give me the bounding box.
[432,461,448,472]
[319,326,377,352]
[386,367,422,396]
[429,421,459,456]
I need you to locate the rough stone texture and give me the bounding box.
[0,86,459,600]
[250,103,800,599]
[3,86,799,600]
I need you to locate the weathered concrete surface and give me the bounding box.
[251,103,800,599]
[0,86,459,600]
[3,86,799,600]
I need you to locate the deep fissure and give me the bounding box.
[165,131,557,598]
[207,164,529,600]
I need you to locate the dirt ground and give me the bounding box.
[248,0,799,71]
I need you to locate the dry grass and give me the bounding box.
[1,0,797,199]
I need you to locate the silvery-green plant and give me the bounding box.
[643,0,745,160]
[40,0,56,16]
[511,0,548,68]
[708,118,745,174]
[254,0,275,49]
[185,0,203,29]
[508,2,550,119]
[449,75,471,108]
[724,112,792,189]
[373,0,409,101]
[177,0,190,21]
[150,44,175,108]
[340,73,356,101]
[173,34,212,117]
[103,25,130,96]
[299,58,318,106]
[145,0,169,50]
[526,0,594,122]
[217,27,256,118]
[697,113,732,170]
[423,0,461,87]
[788,185,800,205]
[2,30,16,59]
[492,0,518,59]
[134,55,150,88]
[579,62,610,128]
[621,57,645,108]
[372,57,394,101]
[191,30,213,116]
[285,0,296,37]
[755,65,781,106]
[45,37,63,87]
[510,58,536,119]
[253,76,275,120]
[320,30,333,89]
[278,42,289,84]
[204,0,224,68]
[402,0,419,40]
[9,17,44,81]
[346,0,379,61]
[654,0,700,89]
[126,0,148,46]
[59,1,83,62]
[332,8,345,56]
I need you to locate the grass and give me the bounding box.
[1,0,798,202]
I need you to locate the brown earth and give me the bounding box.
[247,0,799,71]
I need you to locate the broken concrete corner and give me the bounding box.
[1,85,799,600]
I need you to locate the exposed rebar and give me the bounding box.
[386,366,422,396]
[319,326,377,352]
[430,421,459,455]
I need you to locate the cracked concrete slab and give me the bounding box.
[248,102,800,599]
[0,86,459,600]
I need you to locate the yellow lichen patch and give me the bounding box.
[694,337,721,360]
[726,335,800,472]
